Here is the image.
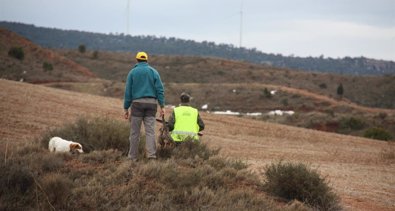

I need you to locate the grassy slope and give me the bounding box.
[1,79,394,210]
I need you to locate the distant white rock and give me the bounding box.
[201,104,208,110]
[283,111,295,115]
[270,90,277,95]
[246,112,262,116]
[213,110,240,115]
[232,89,237,93]
[268,110,294,116]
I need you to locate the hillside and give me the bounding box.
[0,79,394,210]
[1,21,395,75]
[58,49,395,109]
[0,28,95,83]
[52,49,395,140]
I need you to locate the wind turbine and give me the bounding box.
[239,0,244,48]
[126,0,130,35]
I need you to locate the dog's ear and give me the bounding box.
[69,143,78,151]
[75,144,82,150]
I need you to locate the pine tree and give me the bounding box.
[337,83,344,99]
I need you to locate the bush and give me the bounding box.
[41,173,73,207]
[40,117,130,154]
[364,127,393,141]
[42,62,53,72]
[262,88,272,98]
[263,161,341,211]
[92,50,99,59]
[78,44,86,53]
[319,83,327,89]
[169,140,220,160]
[339,117,365,131]
[8,47,24,60]
[41,153,64,172]
[336,83,344,97]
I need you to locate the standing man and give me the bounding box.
[168,92,205,144]
[124,52,165,161]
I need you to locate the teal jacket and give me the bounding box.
[123,62,165,109]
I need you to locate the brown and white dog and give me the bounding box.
[48,137,84,153]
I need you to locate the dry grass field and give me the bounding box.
[1,79,394,210]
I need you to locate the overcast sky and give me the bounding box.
[1,0,394,61]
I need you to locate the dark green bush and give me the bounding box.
[263,161,341,211]
[364,127,393,141]
[78,44,86,53]
[339,117,365,131]
[42,62,53,72]
[8,47,24,60]
[262,88,272,98]
[319,83,327,89]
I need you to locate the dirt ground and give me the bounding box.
[1,79,394,211]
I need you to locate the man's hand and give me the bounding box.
[124,109,129,120]
[159,107,165,116]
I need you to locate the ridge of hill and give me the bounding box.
[58,49,395,109]
[1,21,395,76]
[0,28,95,83]
[0,79,394,210]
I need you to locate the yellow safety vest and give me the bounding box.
[171,106,200,142]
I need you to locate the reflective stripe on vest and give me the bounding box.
[171,106,199,142]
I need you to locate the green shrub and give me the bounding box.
[8,47,24,60]
[339,117,365,131]
[41,173,73,207]
[263,161,341,211]
[262,88,272,98]
[319,83,327,89]
[1,165,34,194]
[282,98,289,106]
[170,140,220,160]
[41,153,64,172]
[364,127,392,141]
[0,151,36,209]
[40,117,130,154]
[42,62,53,72]
[336,83,344,97]
[78,44,86,53]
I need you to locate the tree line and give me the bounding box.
[1,21,394,75]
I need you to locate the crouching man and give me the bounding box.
[168,92,205,144]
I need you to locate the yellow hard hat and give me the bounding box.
[136,51,148,61]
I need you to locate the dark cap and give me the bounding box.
[180,92,191,103]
